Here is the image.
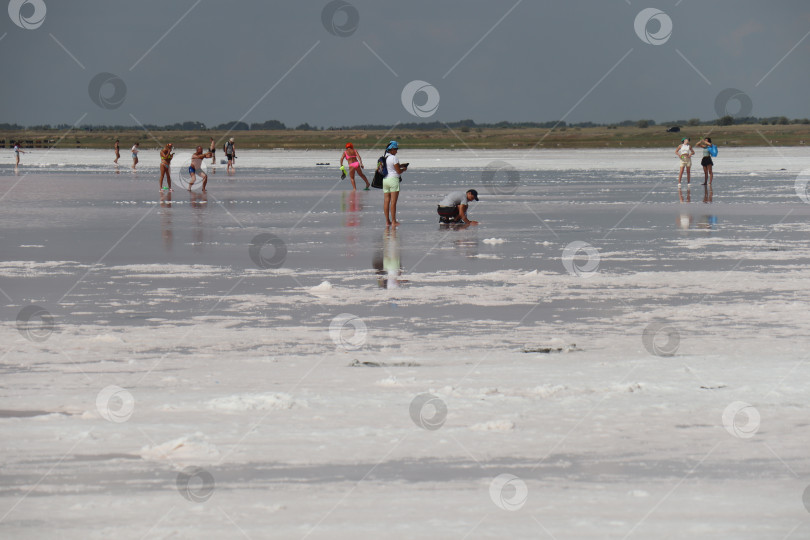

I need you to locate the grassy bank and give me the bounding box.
[1,124,808,151]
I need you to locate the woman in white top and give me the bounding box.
[382,141,408,227]
[131,142,140,170]
[676,137,694,185]
[13,142,25,168]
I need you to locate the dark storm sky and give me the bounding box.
[1,0,808,128]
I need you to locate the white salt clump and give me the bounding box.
[310,281,333,292]
[90,334,123,343]
[140,433,220,463]
[206,392,303,411]
[483,238,506,245]
[613,382,643,393]
[376,377,401,387]
[530,385,568,398]
[470,420,515,431]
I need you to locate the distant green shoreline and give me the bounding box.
[1,124,807,150]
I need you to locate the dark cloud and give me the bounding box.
[1,0,808,127]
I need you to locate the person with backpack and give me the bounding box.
[381,141,407,227]
[224,138,236,172]
[695,137,716,185]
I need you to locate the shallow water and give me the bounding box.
[2,150,809,327]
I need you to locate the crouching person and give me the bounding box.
[437,189,479,225]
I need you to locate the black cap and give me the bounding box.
[468,189,479,201]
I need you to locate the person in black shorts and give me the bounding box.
[209,137,216,166]
[437,189,479,225]
[225,138,236,173]
[695,137,714,185]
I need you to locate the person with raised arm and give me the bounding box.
[159,143,175,191]
[695,137,715,186]
[12,141,25,168]
[188,145,213,192]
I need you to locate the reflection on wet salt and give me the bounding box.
[373,228,405,289]
[342,190,362,258]
[160,190,172,251]
[677,185,717,231]
[190,191,208,253]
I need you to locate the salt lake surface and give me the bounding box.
[2,148,810,539]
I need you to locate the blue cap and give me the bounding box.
[386,140,398,150]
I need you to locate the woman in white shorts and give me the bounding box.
[382,141,408,227]
[676,137,694,185]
